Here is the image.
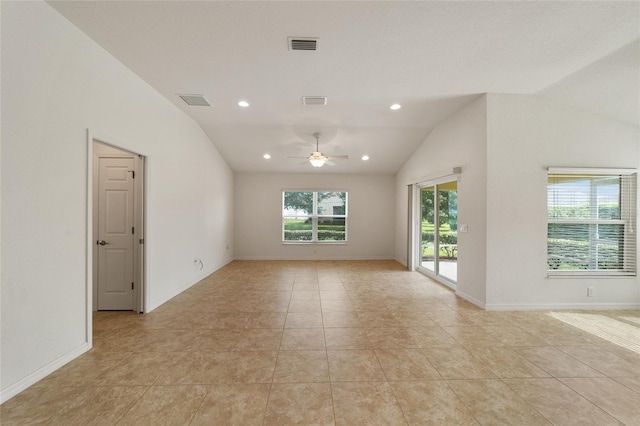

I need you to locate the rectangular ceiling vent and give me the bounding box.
[302,96,327,106]
[302,96,327,105]
[289,37,318,51]
[178,94,211,107]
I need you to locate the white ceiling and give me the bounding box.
[49,1,640,174]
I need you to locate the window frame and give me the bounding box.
[546,167,637,277]
[282,190,348,244]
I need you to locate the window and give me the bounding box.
[283,191,347,242]
[547,168,637,276]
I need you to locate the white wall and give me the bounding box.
[395,93,639,310]
[235,173,395,260]
[395,96,488,306]
[485,94,640,309]
[1,2,234,402]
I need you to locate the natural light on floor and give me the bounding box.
[623,316,640,326]
[548,312,640,355]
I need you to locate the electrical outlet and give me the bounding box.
[193,258,203,271]
[459,224,468,233]
[587,287,594,297]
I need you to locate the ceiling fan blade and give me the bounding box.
[285,134,349,166]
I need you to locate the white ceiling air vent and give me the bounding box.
[302,96,327,106]
[288,37,318,51]
[178,94,211,106]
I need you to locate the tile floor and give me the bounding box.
[2,260,640,425]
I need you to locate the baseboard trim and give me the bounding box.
[147,257,233,312]
[1,342,91,404]
[234,256,395,261]
[395,258,409,268]
[484,302,640,311]
[148,267,217,312]
[455,290,487,309]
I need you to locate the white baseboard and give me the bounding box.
[395,257,408,268]
[146,258,233,312]
[234,255,395,261]
[484,302,640,311]
[147,267,217,312]
[455,289,487,309]
[1,342,91,404]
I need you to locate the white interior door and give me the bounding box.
[97,157,135,310]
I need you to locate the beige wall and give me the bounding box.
[485,94,640,309]
[1,2,234,401]
[235,173,395,260]
[395,92,640,310]
[395,96,488,306]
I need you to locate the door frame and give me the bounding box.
[86,130,146,335]
[412,174,459,290]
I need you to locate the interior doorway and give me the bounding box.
[92,141,145,312]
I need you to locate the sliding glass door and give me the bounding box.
[437,181,458,282]
[419,186,436,274]
[417,180,458,285]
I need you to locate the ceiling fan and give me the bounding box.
[286,132,349,167]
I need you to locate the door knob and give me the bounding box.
[97,240,109,246]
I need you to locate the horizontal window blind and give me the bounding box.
[547,170,637,276]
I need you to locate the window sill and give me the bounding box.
[547,273,636,279]
[283,241,347,245]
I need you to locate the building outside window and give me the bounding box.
[282,191,347,242]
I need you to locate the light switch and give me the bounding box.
[459,224,468,233]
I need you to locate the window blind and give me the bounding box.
[547,169,637,276]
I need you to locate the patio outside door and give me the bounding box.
[417,180,458,285]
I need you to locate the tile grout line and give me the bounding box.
[320,283,338,425]
[499,376,562,425]
[186,385,210,426]
[113,384,152,425]
[261,276,292,426]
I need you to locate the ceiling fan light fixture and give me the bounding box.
[285,133,343,168]
[309,151,326,167]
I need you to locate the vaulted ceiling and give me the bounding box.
[49,1,639,174]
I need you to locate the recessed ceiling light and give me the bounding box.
[362,155,370,161]
[238,100,250,107]
[263,154,271,159]
[390,103,402,110]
